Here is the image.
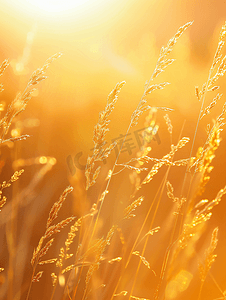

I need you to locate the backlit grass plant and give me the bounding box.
[1,20,226,300]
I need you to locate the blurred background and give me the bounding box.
[0,0,226,299]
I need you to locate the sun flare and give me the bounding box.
[26,0,99,13]
[1,1,226,300]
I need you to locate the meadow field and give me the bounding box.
[1,1,226,300]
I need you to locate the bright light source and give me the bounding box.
[8,0,128,26]
[25,0,95,13]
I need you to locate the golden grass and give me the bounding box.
[1,20,226,300]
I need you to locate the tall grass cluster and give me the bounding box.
[1,20,226,300]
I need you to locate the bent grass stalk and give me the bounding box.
[25,186,74,300]
[80,22,193,300]
[129,122,186,300]
[111,146,185,300]
[86,21,193,273]
[180,22,226,225]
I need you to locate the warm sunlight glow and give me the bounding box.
[26,0,103,13]
[1,2,226,300]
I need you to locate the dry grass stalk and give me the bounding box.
[49,213,94,288]
[194,199,209,210]
[1,133,30,144]
[199,227,219,282]
[0,196,7,210]
[143,227,160,238]
[122,107,157,186]
[51,273,58,287]
[179,212,212,249]
[47,186,73,228]
[85,225,116,288]
[197,185,226,216]
[155,107,174,112]
[108,257,122,264]
[132,251,151,270]
[124,196,144,219]
[85,81,125,190]
[139,137,190,187]
[0,169,24,210]
[152,21,193,79]
[200,93,223,119]
[166,181,186,215]
[195,86,200,101]
[28,53,62,87]
[64,221,80,253]
[195,22,226,136]
[82,239,105,261]
[56,247,65,268]
[164,114,173,135]
[0,59,9,93]
[32,271,43,282]
[106,169,113,180]
[131,22,192,127]
[179,186,226,249]
[38,239,55,260]
[0,59,9,77]
[44,216,76,239]
[114,291,128,297]
[141,161,165,186]
[115,163,148,175]
[136,156,191,167]
[131,82,170,127]
[31,186,74,271]
[65,212,94,255]
[47,211,97,292]
[185,25,226,243]
[189,122,221,196]
[97,189,109,204]
[38,258,58,265]
[130,82,169,128]
[0,53,61,144]
[62,264,75,274]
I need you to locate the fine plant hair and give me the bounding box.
[2,20,226,300]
